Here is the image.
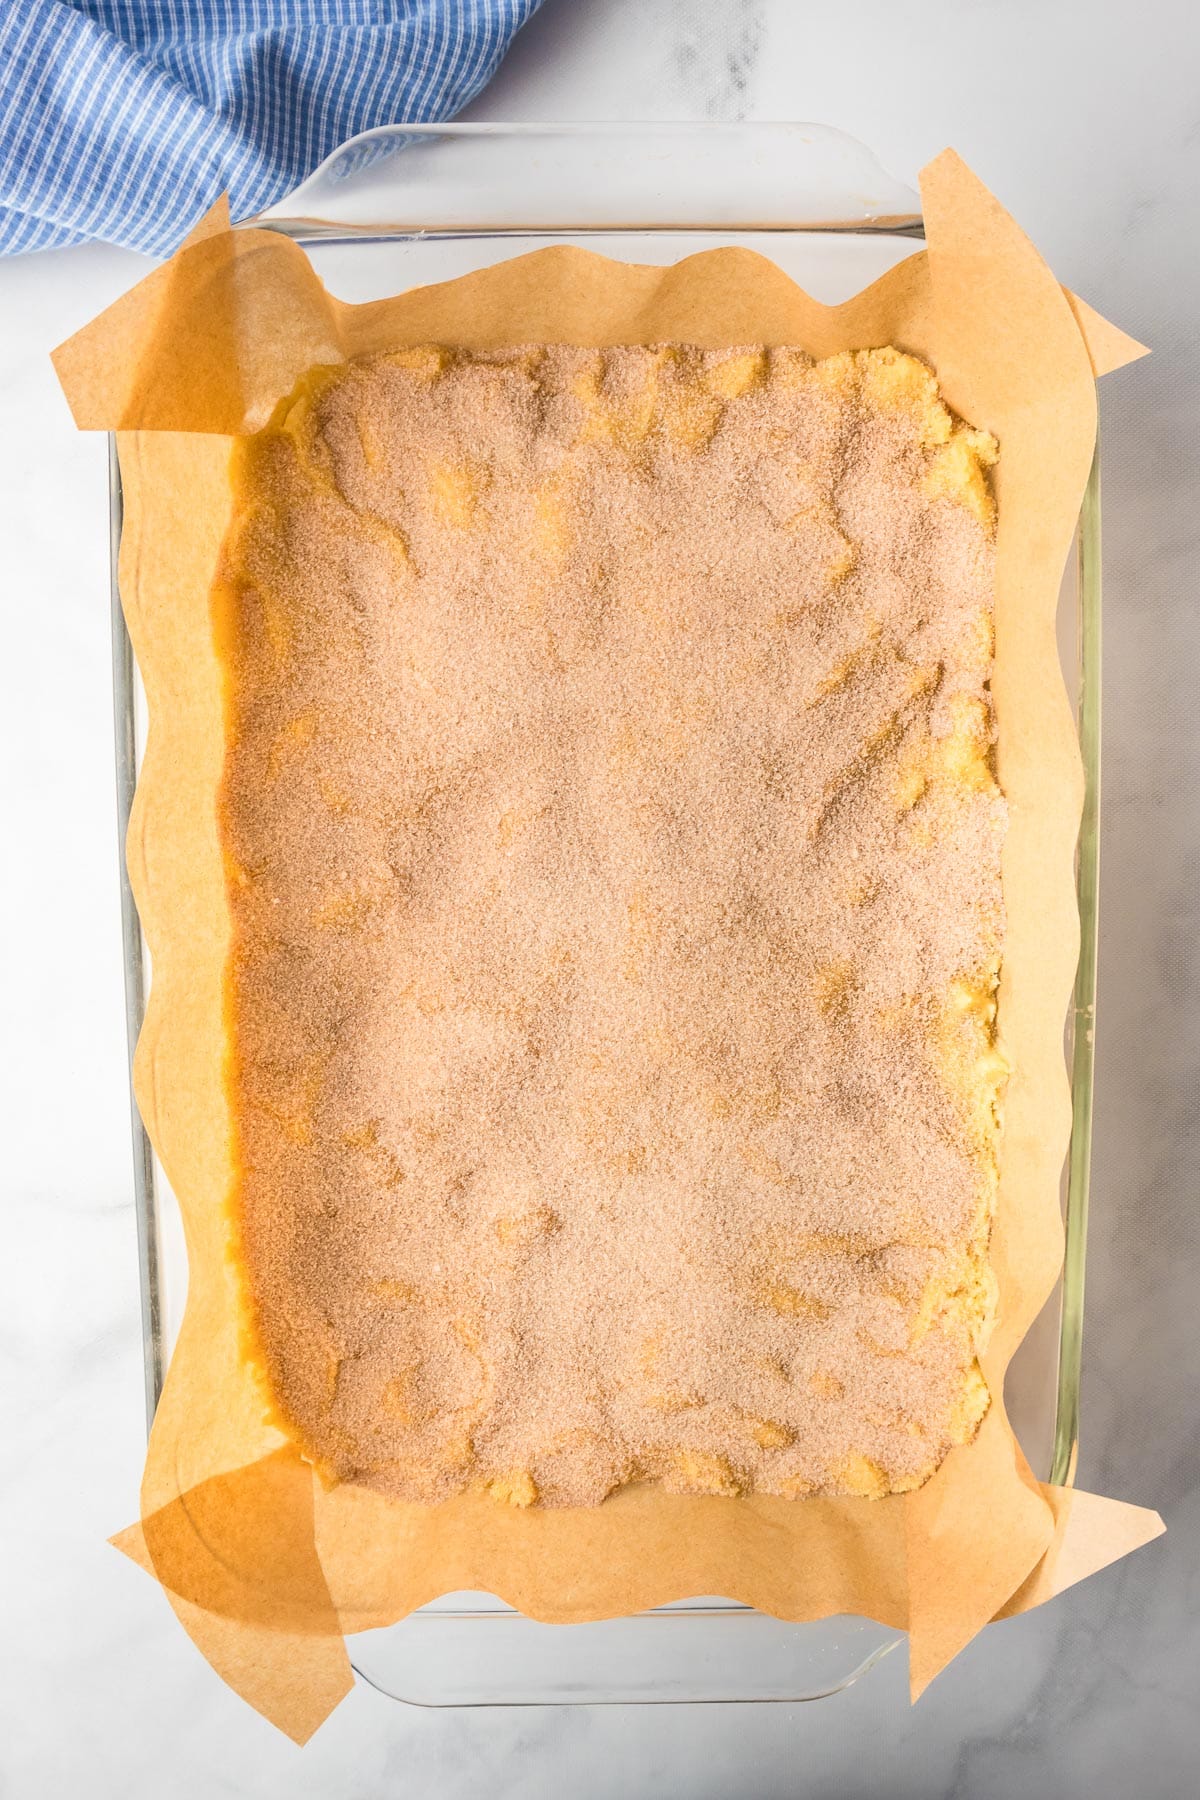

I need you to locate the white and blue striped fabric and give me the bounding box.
[0,0,544,256]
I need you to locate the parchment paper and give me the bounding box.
[54,151,1162,1742]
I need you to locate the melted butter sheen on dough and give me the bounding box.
[217,344,1006,1508]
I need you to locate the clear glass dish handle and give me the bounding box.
[251,121,922,239]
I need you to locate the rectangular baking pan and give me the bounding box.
[110,121,1100,1706]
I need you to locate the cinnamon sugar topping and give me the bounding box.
[218,343,1006,1506]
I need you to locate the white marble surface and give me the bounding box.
[2,2,1197,1793]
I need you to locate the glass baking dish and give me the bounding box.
[109,122,1100,1708]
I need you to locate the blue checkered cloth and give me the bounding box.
[0,0,544,255]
